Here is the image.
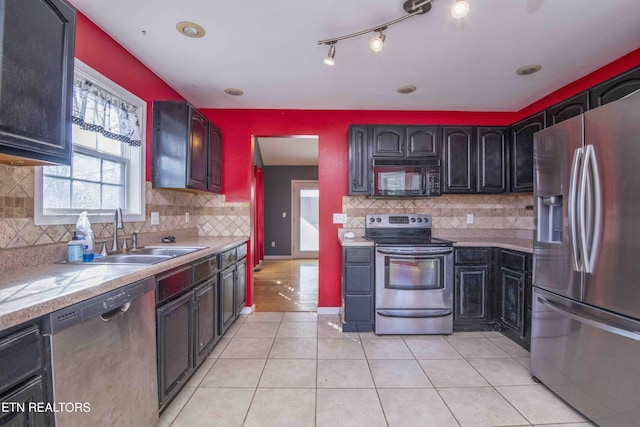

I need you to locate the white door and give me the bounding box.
[291,180,319,259]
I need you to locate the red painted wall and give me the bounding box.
[74,11,640,308]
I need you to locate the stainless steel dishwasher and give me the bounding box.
[46,277,158,427]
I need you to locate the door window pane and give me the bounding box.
[299,189,319,252]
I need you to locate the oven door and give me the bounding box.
[375,246,453,310]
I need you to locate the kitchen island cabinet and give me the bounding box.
[0,0,76,166]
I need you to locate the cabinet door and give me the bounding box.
[194,279,216,366]
[509,112,545,193]
[372,126,404,157]
[343,295,373,324]
[500,268,525,335]
[476,127,507,193]
[219,266,236,334]
[406,126,440,157]
[455,265,490,323]
[589,66,640,108]
[187,109,209,191]
[157,291,194,407]
[0,0,75,166]
[348,126,370,194]
[344,265,372,293]
[0,376,47,427]
[235,260,247,314]
[208,123,222,193]
[443,127,474,193]
[546,92,589,126]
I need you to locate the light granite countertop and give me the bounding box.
[0,236,247,331]
[338,229,532,253]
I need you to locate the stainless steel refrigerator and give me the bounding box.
[532,90,640,426]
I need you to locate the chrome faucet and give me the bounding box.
[111,208,124,252]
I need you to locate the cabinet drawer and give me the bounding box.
[236,243,247,261]
[344,248,372,264]
[0,325,43,395]
[455,248,491,265]
[219,248,237,270]
[500,250,529,272]
[194,256,218,284]
[344,265,372,293]
[157,265,194,304]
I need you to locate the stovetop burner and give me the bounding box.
[364,214,453,247]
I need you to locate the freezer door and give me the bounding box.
[583,91,640,319]
[533,115,583,300]
[531,287,640,426]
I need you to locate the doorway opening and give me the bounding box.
[252,136,319,311]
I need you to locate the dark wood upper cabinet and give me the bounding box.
[152,101,222,194]
[546,92,589,126]
[372,126,404,157]
[372,125,439,158]
[477,127,507,193]
[406,126,440,157]
[509,112,545,193]
[208,124,223,193]
[443,127,474,193]
[348,125,371,195]
[589,66,640,108]
[0,0,76,166]
[188,110,208,191]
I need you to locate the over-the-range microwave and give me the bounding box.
[371,158,441,197]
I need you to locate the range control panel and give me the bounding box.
[365,214,432,228]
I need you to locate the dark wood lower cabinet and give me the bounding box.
[500,267,526,336]
[194,279,217,367]
[342,247,374,332]
[0,377,47,427]
[455,265,490,323]
[235,259,247,314]
[219,266,235,335]
[157,291,193,407]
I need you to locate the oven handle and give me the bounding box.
[376,310,453,319]
[376,248,453,256]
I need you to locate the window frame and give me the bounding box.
[34,59,146,225]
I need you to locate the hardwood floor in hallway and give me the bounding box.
[253,260,318,312]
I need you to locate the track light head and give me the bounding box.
[370,31,386,53]
[451,0,469,18]
[323,43,336,66]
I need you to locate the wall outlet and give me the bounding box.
[151,211,160,226]
[282,212,286,218]
[271,241,276,247]
[333,213,348,224]
[185,212,190,223]
[467,213,474,224]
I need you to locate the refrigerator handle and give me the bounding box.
[579,145,602,274]
[537,296,640,341]
[569,147,583,272]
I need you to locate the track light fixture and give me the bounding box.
[451,0,469,19]
[370,30,386,53]
[323,43,336,66]
[318,0,434,65]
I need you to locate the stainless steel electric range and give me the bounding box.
[365,214,454,335]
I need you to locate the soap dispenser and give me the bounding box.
[67,231,83,262]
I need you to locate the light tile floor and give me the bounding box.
[158,312,594,427]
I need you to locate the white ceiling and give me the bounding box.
[256,137,319,166]
[69,0,640,112]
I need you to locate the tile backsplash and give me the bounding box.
[0,165,250,251]
[342,194,534,231]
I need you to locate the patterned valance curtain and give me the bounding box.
[72,75,142,146]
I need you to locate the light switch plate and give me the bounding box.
[151,211,160,226]
[333,213,348,224]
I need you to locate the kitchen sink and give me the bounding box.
[131,246,205,257]
[90,254,174,264]
[89,246,205,265]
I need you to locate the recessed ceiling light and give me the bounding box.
[224,88,244,96]
[516,64,542,76]
[397,85,417,94]
[176,21,205,38]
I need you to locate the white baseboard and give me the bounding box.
[316,307,341,315]
[240,304,256,315]
[263,255,293,260]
